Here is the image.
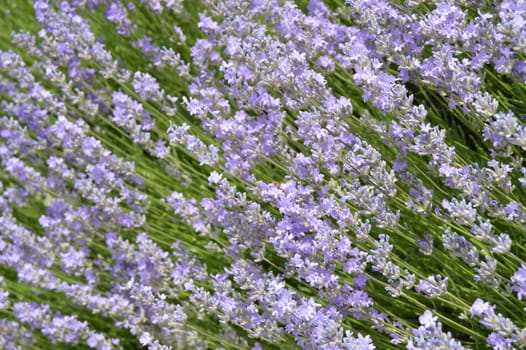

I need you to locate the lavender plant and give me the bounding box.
[0,0,525,349]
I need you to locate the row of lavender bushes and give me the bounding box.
[0,0,525,349]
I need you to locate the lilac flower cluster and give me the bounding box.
[0,0,525,349]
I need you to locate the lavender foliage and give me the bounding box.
[0,0,525,349]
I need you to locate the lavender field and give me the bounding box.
[0,0,525,349]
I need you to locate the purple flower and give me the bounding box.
[415,275,448,298]
[470,298,494,318]
[511,265,526,301]
[408,310,467,349]
[132,72,163,101]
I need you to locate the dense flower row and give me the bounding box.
[0,0,525,349]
